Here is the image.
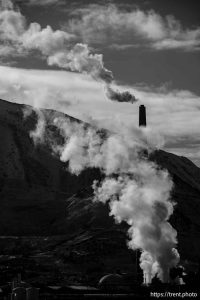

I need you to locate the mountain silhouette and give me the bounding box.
[0,98,200,263]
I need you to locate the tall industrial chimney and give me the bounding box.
[139,105,146,127]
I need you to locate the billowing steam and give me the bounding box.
[93,173,179,283]
[23,106,46,144]
[47,43,113,84]
[28,112,180,283]
[0,0,135,103]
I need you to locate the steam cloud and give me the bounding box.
[93,173,179,283]
[29,112,180,283]
[0,0,136,103]
[61,120,179,283]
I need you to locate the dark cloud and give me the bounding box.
[106,85,138,104]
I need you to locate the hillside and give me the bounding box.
[0,98,200,263]
[0,98,102,235]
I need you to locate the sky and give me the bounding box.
[0,0,200,165]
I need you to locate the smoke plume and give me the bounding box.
[59,118,179,283]
[29,110,46,145]
[23,106,46,144]
[30,112,180,283]
[93,172,179,283]
[106,85,138,103]
[0,0,135,103]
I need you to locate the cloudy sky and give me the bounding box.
[1,0,200,165]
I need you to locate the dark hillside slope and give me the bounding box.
[0,98,200,261]
[0,99,102,235]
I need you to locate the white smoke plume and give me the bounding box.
[51,116,154,175]
[30,113,180,283]
[29,109,46,144]
[93,171,179,283]
[47,43,113,84]
[22,106,46,144]
[0,0,135,102]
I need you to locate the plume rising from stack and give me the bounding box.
[106,85,138,104]
[0,1,137,105]
[28,112,180,283]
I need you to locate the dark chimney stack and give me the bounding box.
[139,105,146,127]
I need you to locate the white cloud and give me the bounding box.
[0,65,200,164]
[0,65,107,114]
[21,23,73,55]
[25,0,62,6]
[1,1,200,58]
[153,38,200,51]
[0,0,13,10]
[0,4,112,82]
[0,6,73,56]
[108,43,140,50]
[0,44,15,57]
[65,4,200,51]
[0,10,26,41]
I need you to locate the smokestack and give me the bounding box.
[139,105,146,127]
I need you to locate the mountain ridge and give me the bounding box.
[0,98,200,262]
